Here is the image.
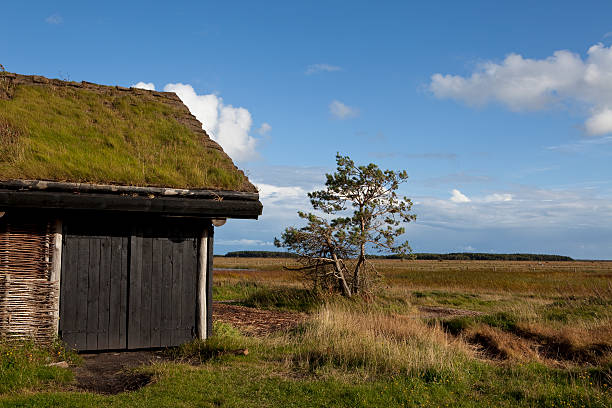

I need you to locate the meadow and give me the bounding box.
[1,258,611,407]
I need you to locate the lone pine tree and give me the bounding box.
[275,154,416,297]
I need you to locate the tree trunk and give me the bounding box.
[353,215,366,294]
[331,252,352,297]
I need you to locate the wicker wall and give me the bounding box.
[0,215,58,343]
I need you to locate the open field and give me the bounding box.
[1,258,611,407]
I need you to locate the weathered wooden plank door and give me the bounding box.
[59,225,128,351]
[59,220,199,351]
[127,226,198,349]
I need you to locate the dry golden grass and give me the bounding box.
[286,303,472,377]
[214,257,612,296]
[465,324,540,362]
[214,257,612,370]
[376,259,612,296]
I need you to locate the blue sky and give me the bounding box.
[2,1,611,259]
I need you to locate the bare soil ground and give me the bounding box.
[70,351,161,394]
[417,305,483,318]
[213,302,307,336]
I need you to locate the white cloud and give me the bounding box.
[256,183,308,203]
[585,107,612,134]
[430,43,612,135]
[450,189,471,203]
[131,82,156,91]
[214,184,612,258]
[216,238,273,246]
[45,14,63,24]
[257,122,272,135]
[306,64,342,75]
[329,100,359,119]
[163,83,258,161]
[450,190,512,204]
[547,135,612,153]
[254,182,316,221]
[418,186,612,231]
[483,193,513,202]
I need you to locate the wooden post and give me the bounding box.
[196,226,209,340]
[49,219,62,336]
[206,223,214,338]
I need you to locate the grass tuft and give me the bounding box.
[287,303,472,378]
[165,322,253,364]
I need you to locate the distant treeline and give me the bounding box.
[223,251,298,258]
[406,253,573,261]
[221,251,574,261]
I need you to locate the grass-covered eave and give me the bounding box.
[0,74,257,193]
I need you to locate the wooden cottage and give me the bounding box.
[0,73,262,351]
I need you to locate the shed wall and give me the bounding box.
[0,211,215,349]
[0,214,58,343]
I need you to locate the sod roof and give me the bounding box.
[0,73,256,193]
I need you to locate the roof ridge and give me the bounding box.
[1,72,180,102]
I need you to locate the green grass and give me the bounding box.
[241,287,321,312]
[542,297,612,323]
[2,259,611,406]
[0,340,76,394]
[1,321,610,407]
[410,290,497,309]
[0,83,253,191]
[0,350,609,407]
[213,281,262,301]
[165,322,255,363]
[214,281,322,312]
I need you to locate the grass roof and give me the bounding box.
[0,73,256,192]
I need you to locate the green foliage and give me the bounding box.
[0,83,251,190]
[275,154,416,297]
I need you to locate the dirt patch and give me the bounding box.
[71,351,162,394]
[418,306,483,318]
[213,302,306,336]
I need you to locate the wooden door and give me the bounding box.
[59,220,199,351]
[59,225,128,351]
[127,226,198,349]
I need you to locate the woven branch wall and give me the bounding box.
[0,217,58,344]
